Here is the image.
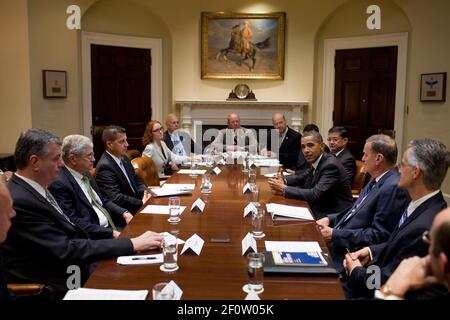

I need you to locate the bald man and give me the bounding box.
[163,113,197,156]
[207,113,258,154]
[262,113,302,169]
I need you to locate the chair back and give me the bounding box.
[126,149,141,161]
[352,160,368,197]
[131,157,160,187]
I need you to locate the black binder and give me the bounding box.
[263,251,338,276]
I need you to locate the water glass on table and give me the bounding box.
[251,207,265,239]
[152,282,174,300]
[168,196,181,223]
[161,233,179,272]
[246,252,265,294]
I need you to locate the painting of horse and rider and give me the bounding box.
[201,12,286,79]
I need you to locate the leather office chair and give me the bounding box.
[7,283,56,299]
[352,160,368,198]
[131,157,160,187]
[126,149,141,161]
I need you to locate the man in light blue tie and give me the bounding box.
[343,138,450,299]
[96,126,150,214]
[316,134,410,273]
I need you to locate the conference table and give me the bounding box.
[85,163,345,299]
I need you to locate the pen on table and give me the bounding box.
[132,256,157,261]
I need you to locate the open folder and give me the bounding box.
[263,251,337,275]
[266,203,314,221]
[148,184,194,197]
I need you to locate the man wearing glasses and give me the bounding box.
[96,126,150,214]
[343,138,450,299]
[49,135,133,239]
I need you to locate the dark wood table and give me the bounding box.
[85,164,344,299]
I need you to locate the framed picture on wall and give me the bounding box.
[201,12,286,80]
[43,70,67,98]
[420,72,446,102]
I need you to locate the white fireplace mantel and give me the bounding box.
[175,99,308,138]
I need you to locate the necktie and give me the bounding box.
[119,158,136,194]
[233,134,238,146]
[278,133,283,148]
[335,179,377,228]
[397,208,409,228]
[45,189,74,225]
[81,176,116,230]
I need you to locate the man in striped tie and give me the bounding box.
[1,129,163,297]
[50,134,133,240]
[342,138,450,299]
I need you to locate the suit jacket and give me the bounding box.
[164,131,198,154]
[327,168,410,272]
[278,127,301,169]
[0,175,134,295]
[336,148,357,185]
[284,152,353,219]
[347,192,447,298]
[0,254,11,301]
[49,167,128,239]
[95,152,147,214]
[142,141,187,177]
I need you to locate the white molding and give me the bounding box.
[322,33,408,153]
[81,32,162,138]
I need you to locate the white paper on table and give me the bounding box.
[161,184,195,190]
[264,241,322,253]
[266,203,314,221]
[177,169,207,175]
[253,159,281,167]
[243,203,258,217]
[159,232,185,245]
[217,159,226,165]
[242,183,252,194]
[213,167,222,175]
[245,291,261,300]
[191,198,206,212]
[180,233,204,255]
[263,172,293,178]
[241,232,258,255]
[117,254,163,265]
[63,288,148,300]
[141,205,187,215]
[162,280,183,300]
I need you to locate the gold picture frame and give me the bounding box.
[201,12,286,80]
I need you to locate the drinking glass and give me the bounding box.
[246,252,265,293]
[162,234,178,271]
[251,208,265,239]
[152,282,174,300]
[200,172,212,194]
[168,196,181,223]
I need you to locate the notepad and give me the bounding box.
[266,203,314,221]
[272,251,328,267]
[63,288,148,300]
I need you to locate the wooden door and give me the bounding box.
[91,44,151,160]
[333,46,397,159]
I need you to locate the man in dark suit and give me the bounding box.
[261,113,302,170]
[164,113,198,155]
[49,134,133,240]
[327,126,356,184]
[0,129,162,297]
[268,131,353,219]
[95,126,149,214]
[0,181,16,300]
[343,138,450,299]
[317,134,410,272]
[375,207,450,300]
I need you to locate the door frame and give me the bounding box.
[81,31,162,138]
[322,32,408,153]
